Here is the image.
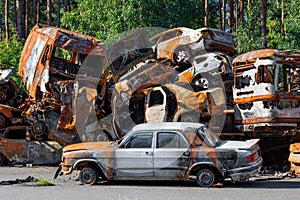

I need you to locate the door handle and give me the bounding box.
[146,152,153,156]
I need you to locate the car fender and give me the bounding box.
[187,161,224,177]
[73,158,111,180]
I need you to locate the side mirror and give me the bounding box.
[183,151,190,157]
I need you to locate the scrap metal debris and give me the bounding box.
[289,143,300,176]
[0,176,36,185]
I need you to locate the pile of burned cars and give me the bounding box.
[0,24,299,186]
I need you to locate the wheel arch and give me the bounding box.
[73,159,108,180]
[188,162,224,179]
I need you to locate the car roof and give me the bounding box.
[130,122,205,132]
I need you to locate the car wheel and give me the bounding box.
[96,131,111,142]
[196,168,216,187]
[0,153,7,166]
[79,167,98,185]
[0,114,8,129]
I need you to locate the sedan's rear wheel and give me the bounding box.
[196,168,216,187]
[0,153,7,166]
[79,167,98,185]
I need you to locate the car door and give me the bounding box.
[145,88,167,123]
[153,131,191,179]
[115,132,154,178]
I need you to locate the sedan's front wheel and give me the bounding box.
[196,168,216,187]
[79,167,98,185]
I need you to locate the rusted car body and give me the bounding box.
[232,49,300,133]
[112,28,234,137]
[289,143,300,176]
[0,104,23,129]
[18,24,117,144]
[113,83,225,137]
[57,122,262,186]
[0,126,63,165]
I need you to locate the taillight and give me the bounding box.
[245,152,258,163]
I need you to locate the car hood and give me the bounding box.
[216,139,260,150]
[63,141,115,153]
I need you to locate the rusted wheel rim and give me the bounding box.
[197,168,215,187]
[79,167,98,185]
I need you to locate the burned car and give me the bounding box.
[232,49,300,133]
[0,126,63,166]
[18,24,117,144]
[56,122,262,187]
[0,68,26,107]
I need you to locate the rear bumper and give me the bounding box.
[224,157,263,182]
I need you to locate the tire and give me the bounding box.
[0,153,7,166]
[96,132,111,142]
[79,167,99,185]
[0,114,8,129]
[196,168,216,187]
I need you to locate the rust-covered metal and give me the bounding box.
[232,49,300,133]
[289,143,300,176]
[0,126,63,165]
[17,24,115,145]
[112,27,234,137]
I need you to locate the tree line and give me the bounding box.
[0,0,300,62]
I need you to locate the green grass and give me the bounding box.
[36,178,55,186]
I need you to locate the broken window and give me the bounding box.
[53,47,73,61]
[5,129,26,140]
[156,132,188,148]
[148,90,164,107]
[256,65,274,84]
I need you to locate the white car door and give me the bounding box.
[153,131,190,179]
[115,132,154,178]
[145,88,167,123]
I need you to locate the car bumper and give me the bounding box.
[224,157,263,182]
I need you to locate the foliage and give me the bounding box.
[235,0,300,54]
[36,178,55,186]
[234,2,263,54]
[62,0,205,41]
[0,34,24,87]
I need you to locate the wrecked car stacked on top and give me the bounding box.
[112,27,235,136]
[17,24,118,145]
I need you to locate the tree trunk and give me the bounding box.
[5,0,9,40]
[57,0,61,27]
[33,0,37,25]
[47,0,52,25]
[64,0,71,12]
[281,0,286,35]
[221,0,226,30]
[16,0,25,38]
[25,0,29,37]
[14,0,18,33]
[260,0,267,48]
[37,0,40,23]
[228,0,234,32]
[238,0,244,23]
[204,0,209,27]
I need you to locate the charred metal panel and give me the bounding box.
[289,143,300,176]
[233,49,300,133]
[107,29,154,82]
